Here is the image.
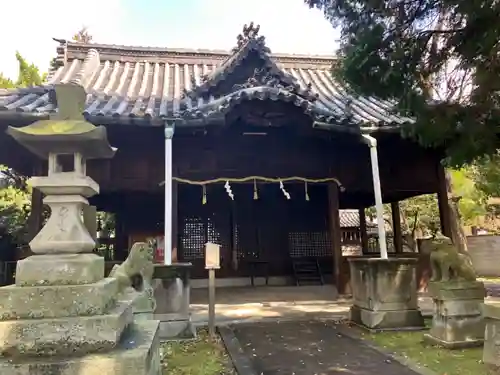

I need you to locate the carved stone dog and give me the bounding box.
[423,236,476,282]
[109,242,154,294]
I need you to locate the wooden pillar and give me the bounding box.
[437,165,452,237]
[172,179,179,262]
[391,202,403,253]
[114,210,128,260]
[358,208,369,253]
[328,183,344,293]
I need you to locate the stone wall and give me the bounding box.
[467,235,500,277]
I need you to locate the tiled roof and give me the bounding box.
[339,209,362,228]
[0,23,414,130]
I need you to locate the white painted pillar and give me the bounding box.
[361,134,388,259]
[164,122,175,265]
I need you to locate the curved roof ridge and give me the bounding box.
[0,29,413,130]
[69,48,101,88]
[183,22,301,100]
[52,34,337,65]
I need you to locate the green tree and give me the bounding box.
[471,153,500,198]
[305,0,500,167]
[0,74,14,89]
[0,52,46,89]
[0,180,31,243]
[0,52,47,244]
[450,168,488,225]
[13,52,46,87]
[400,195,440,237]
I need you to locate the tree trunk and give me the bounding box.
[445,170,470,257]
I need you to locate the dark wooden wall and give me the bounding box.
[0,112,442,209]
[76,122,441,210]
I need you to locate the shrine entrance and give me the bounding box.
[177,182,333,279]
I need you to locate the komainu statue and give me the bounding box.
[423,236,477,282]
[109,242,154,294]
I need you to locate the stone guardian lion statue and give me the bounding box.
[424,236,477,282]
[109,242,154,294]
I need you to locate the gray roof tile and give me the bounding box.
[0,24,414,130]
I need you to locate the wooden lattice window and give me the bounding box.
[288,231,331,258]
[180,216,205,260]
[178,184,233,262]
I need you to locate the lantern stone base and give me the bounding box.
[0,253,161,374]
[153,263,196,339]
[15,253,104,286]
[348,257,425,330]
[424,281,485,349]
[0,320,161,375]
[482,302,500,369]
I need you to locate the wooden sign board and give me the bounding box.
[205,242,221,269]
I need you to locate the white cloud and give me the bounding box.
[0,0,339,80]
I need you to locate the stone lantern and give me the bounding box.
[8,116,115,255]
[0,84,161,375]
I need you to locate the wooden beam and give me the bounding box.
[358,208,369,253]
[436,165,452,237]
[328,183,344,293]
[172,179,179,262]
[391,202,403,253]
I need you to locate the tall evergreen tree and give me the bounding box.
[0,52,46,242]
[305,0,500,166]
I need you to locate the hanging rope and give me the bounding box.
[167,175,343,187]
[161,175,344,203]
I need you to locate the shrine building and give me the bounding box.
[0,23,452,292]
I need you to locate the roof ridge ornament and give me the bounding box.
[230,66,319,102]
[233,22,263,52]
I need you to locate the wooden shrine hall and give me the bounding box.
[0,23,452,291]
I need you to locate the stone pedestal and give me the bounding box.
[0,254,161,375]
[122,283,156,322]
[348,257,424,330]
[424,281,485,349]
[482,302,500,369]
[154,263,196,339]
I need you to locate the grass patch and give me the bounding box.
[478,277,500,284]
[360,321,486,375]
[161,328,235,375]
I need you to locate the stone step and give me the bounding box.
[0,320,161,375]
[0,301,133,357]
[0,278,119,320]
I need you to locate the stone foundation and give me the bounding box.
[153,263,196,339]
[0,320,161,375]
[348,257,424,330]
[0,254,161,374]
[424,281,485,349]
[482,302,500,369]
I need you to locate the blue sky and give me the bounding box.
[1,0,339,80]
